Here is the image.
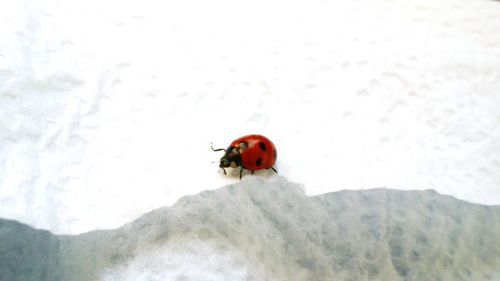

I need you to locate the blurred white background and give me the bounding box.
[1,0,499,234]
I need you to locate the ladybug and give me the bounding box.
[212,134,277,179]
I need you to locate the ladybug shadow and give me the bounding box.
[220,167,278,180]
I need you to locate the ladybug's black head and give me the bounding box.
[220,146,242,168]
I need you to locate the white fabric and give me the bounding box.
[1,0,500,235]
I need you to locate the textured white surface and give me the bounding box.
[1,0,500,234]
[99,177,500,281]
[101,240,268,281]
[1,177,499,281]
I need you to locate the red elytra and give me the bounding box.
[212,134,277,179]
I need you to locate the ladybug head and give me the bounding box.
[220,146,242,168]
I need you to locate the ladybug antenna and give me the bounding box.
[211,142,226,152]
[221,167,227,175]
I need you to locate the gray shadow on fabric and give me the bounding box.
[1,177,499,281]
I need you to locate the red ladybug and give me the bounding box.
[212,134,277,179]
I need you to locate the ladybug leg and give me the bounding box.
[239,167,244,179]
[271,167,278,173]
[221,168,227,175]
[251,170,254,174]
[211,143,226,152]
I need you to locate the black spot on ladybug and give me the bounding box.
[259,142,266,151]
[256,158,262,166]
